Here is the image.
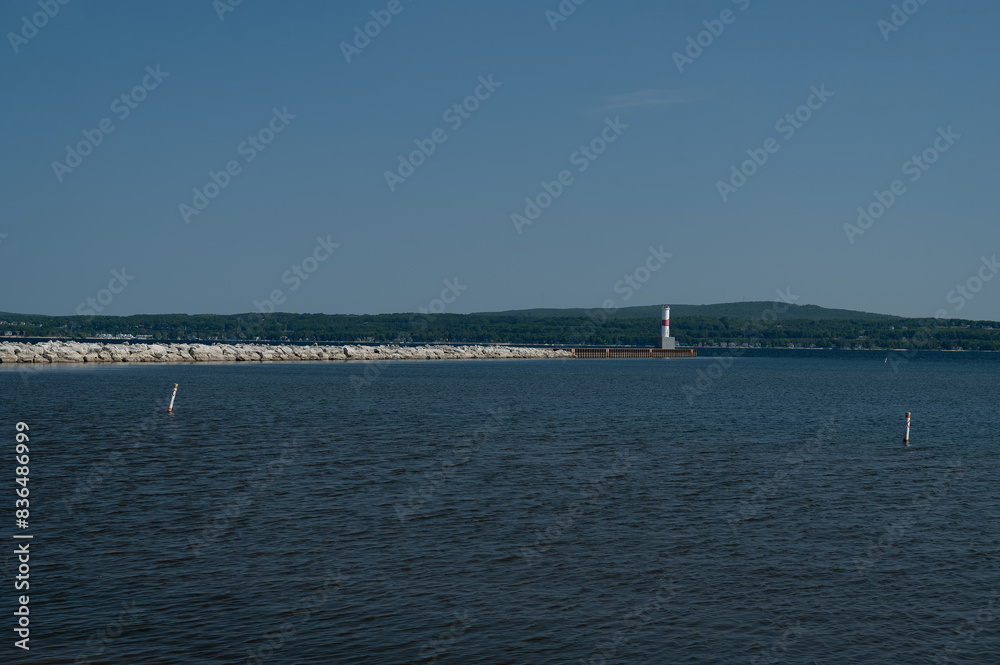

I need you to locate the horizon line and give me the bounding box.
[0,301,991,322]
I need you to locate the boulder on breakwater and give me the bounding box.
[0,341,574,364]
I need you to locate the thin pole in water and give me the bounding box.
[904,411,910,445]
[168,384,178,413]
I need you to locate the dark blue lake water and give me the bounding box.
[3,351,998,664]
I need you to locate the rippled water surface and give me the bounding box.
[3,350,999,664]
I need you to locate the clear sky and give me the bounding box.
[2,0,998,319]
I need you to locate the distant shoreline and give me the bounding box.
[3,302,996,352]
[0,336,992,352]
[0,341,992,365]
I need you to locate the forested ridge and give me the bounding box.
[1,303,997,350]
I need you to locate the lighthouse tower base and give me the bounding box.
[659,337,676,350]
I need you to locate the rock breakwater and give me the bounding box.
[0,341,573,364]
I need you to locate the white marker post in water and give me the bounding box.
[168,383,178,413]
[904,411,911,445]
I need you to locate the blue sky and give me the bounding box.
[2,0,998,319]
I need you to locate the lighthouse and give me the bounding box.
[659,305,676,349]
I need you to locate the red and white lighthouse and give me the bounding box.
[659,305,676,349]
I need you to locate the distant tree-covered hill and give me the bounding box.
[482,302,899,321]
[0,304,996,350]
